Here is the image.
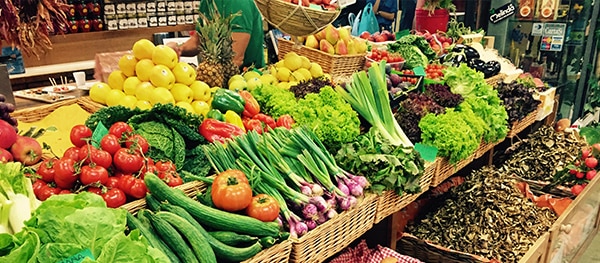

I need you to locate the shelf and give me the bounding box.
[510,18,573,23]
[9,60,95,81]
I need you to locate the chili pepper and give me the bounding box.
[198,119,245,143]
[224,110,246,131]
[276,114,295,129]
[245,119,264,134]
[206,109,225,121]
[211,88,246,114]
[239,90,260,118]
[253,113,276,130]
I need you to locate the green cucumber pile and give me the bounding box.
[126,173,287,263]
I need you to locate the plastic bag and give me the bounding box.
[350,3,379,36]
[0,47,25,75]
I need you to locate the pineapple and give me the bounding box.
[195,1,240,88]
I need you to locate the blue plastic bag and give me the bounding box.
[350,3,379,36]
[0,47,25,75]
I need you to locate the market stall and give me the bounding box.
[1,0,600,262]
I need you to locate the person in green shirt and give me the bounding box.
[168,0,265,68]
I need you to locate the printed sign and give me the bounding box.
[540,23,566,51]
[489,3,516,24]
[531,23,544,36]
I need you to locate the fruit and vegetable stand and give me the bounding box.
[2,9,599,263]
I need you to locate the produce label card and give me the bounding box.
[414,143,438,162]
[59,249,94,263]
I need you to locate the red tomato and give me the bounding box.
[245,194,280,222]
[87,187,103,195]
[70,125,93,148]
[105,177,120,189]
[54,158,79,189]
[63,146,82,161]
[125,134,149,154]
[211,170,252,212]
[36,158,57,183]
[80,165,109,185]
[109,122,133,139]
[100,134,122,155]
[37,183,62,201]
[163,171,183,187]
[32,179,46,197]
[59,189,72,194]
[113,148,144,174]
[155,160,176,172]
[118,175,147,199]
[140,163,158,178]
[80,146,113,169]
[102,188,127,208]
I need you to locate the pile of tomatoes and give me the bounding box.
[32,122,183,208]
[365,49,405,70]
[398,69,419,85]
[425,64,446,80]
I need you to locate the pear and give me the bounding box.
[335,40,348,55]
[319,39,335,55]
[324,25,339,45]
[346,39,357,55]
[304,35,319,49]
[338,27,352,43]
[315,29,327,41]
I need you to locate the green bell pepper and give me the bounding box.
[211,88,246,114]
[206,109,225,121]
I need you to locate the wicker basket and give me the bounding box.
[13,97,102,123]
[485,73,506,87]
[473,140,499,160]
[507,108,539,138]
[277,38,366,77]
[121,180,208,214]
[373,160,437,224]
[432,155,474,187]
[78,96,106,113]
[242,239,293,263]
[254,0,340,36]
[289,193,378,263]
[397,233,494,263]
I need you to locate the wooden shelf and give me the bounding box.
[2,25,195,68]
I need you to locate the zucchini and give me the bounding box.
[145,193,162,211]
[155,212,217,263]
[160,202,263,262]
[127,211,181,263]
[144,173,280,237]
[208,231,258,247]
[145,210,199,263]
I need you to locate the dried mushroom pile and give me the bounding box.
[406,167,557,262]
[499,125,587,182]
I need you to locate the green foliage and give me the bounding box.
[250,84,298,118]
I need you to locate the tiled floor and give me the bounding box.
[579,233,600,262]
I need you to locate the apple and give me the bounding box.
[575,171,585,179]
[586,170,597,180]
[10,136,42,166]
[359,31,371,39]
[571,184,584,196]
[585,157,598,169]
[0,148,12,163]
[172,62,197,86]
[0,119,17,149]
[582,148,591,159]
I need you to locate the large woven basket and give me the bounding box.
[472,140,501,160]
[78,96,106,113]
[289,193,378,263]
[373,159,437,224]
[432,155,474,187]
[507,108,539,138]
[277,38,366,77]
[397,233,495,263]
[13,98,101,123]
[254,0,340,36]
[243,239,292,263]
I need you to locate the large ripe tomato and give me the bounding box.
[118,175,147,199]
[80,164,109,185]
[211,170,252,212]
[36,182,62,201]
[100,134,122,155]
[70,125,93,148]
[109,122,133,139]
[63,146,82,161]
[80,146,112,169]
[37,158,57,183]
[125,134,149,154]
[113,148,144,174]
[105,177,120,189]
[246,194,280,222]
[155,160,176,173]
[162,172,183,187]
[102,188,127,208]
[32,179,46,196]
[54,158,79,189]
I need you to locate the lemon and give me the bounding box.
[150,87,175,105]
[135,59,155,81]
[175,101,195,114]
[135,82,154,101]
[246,77,263,91]
[118,54,138,77]
[228,74,245,86]
[191,100,211,117]
[152,45,178,69]
[228,79,248,92]
[89,82,111,104]
[132,39,156,60]
[123,76,142,95]
[135,100,152,110]
[105,89,126,107]
[283,54,302,71]
[296,68,312,81]
[190,81,211,102]
[276,67,292,82]
[107,70,127,91]
[309,63,324,78]
[300,56,311,69]
[149,65,175,89]
[172,62,197,85]
[260,74,278,85]
[243,71,261,81]
[119,95,138,109]
[291,71,306,82]
[171,83,193,103]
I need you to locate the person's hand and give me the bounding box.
[166,42,182,58]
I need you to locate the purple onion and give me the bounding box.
[325,209,338,219]
[339,197,352,211]
[295,221,308,237]
[348,195,358,209]
[316,212,328,224]
[344,178,364,197]
[302,204,318,220]
[350,174,369,188]
[305,220,317,230]
[337,180,350,196]
[277,215,284,228]
[311,184,324,196]
[310,196,329,211]
[300,185,313,196]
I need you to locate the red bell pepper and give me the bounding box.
[276,114,295,129]
[199,119,245,143]
[239,90,260,118]
[244,119,264,134]
[253,113,276,130]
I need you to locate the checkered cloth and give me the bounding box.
[330,240,423,263]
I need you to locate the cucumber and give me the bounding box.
[259,236,277,248]
[145,193,162,211]
[144,173,280,237]
[208,231,258,247]
[127,211,181,263]
[145,210,199,263]
[160,202,263,262]
[155,212,217,263]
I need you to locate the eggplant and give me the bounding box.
[464,46,480,61]
[468,58,486,71]
[452,44,466,52]
[482,60,501,78]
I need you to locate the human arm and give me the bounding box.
[373,0,397,21]
[166,33,200,57]
[231,32,250,67]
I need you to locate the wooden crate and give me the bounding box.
[373,159,436,224]
[289,193,378,263]
[432,156,474,187]
[507,108,539,138]
[277,38,366,77]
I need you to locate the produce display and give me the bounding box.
[0,94,17,130]
[386,35,437,69]
[299,25,368,55]
[358,30,396,43]
[441,44,501,78]
[497,81,541,124]
[265,52,328,90]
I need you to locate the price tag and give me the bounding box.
[414,143,438,162]
[91,121,109,148]
[412,66,426,77]
[58,249,94,263]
